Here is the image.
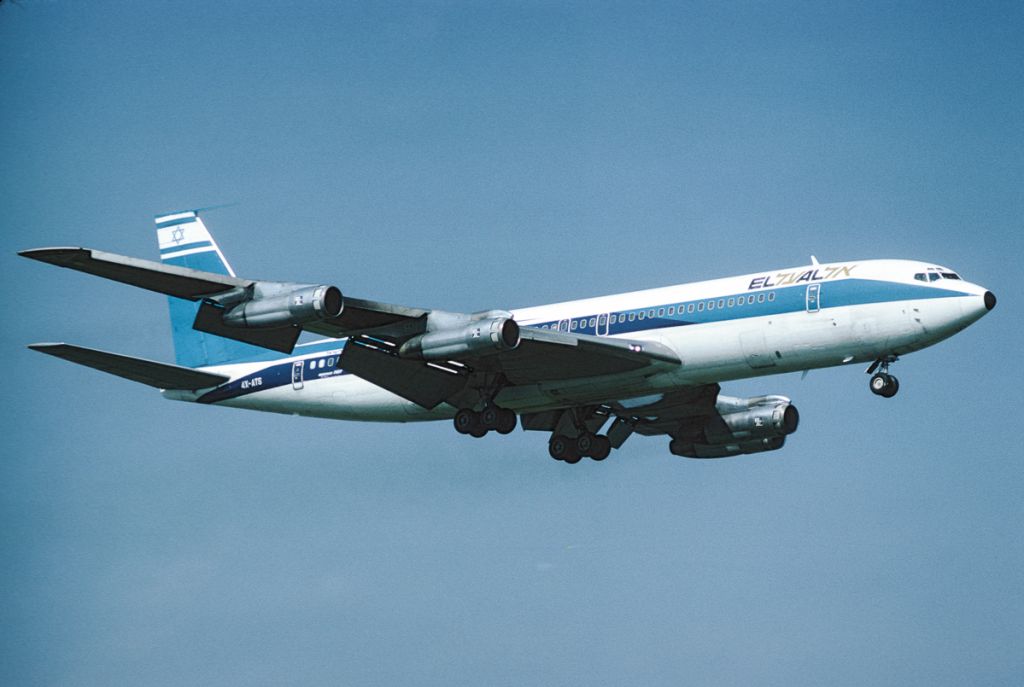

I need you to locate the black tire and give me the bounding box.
[496,409,517,435]
[870,373,888,396]
[549,435,570,460]
[481,406,500,430]
[563,449,583,464]
[454,408,478,434]
[881,375,900,398]
[576,433,595,457]
[590,435,611,461]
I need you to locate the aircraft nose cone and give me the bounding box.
[984,291,997,311]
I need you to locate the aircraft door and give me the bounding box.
[806,284,821,313]
[292,360,304,390]
[557,318,570,333]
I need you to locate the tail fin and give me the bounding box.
[155,210,267,368]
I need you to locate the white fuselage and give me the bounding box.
[164,259,992,421]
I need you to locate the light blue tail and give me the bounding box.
[156,210,268,368]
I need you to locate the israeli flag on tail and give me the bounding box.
[155,210,266,368]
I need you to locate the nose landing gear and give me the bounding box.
[867,356,900,398]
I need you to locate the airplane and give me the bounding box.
[20,210,996,464]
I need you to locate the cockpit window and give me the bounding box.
[916,269,962,283]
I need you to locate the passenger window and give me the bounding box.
[570,320,577,330]
[758,294,766,303]
[768,292,775,302]
[737,296,745,305]
[687,304,694,314]
[708,300,715,311]
[588,317,596,328]
[648,309,655,318]
[727,298,734,307]
[697,302,704,312]
[629,313,635,322]
[668,306,675,315]
[718,299,724,308]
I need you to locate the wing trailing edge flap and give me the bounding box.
[28,343,229,390]
[339,338,467,409]
[496,327,681,383]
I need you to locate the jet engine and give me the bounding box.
[670,396,799,459]
[398,316,520,360]
[222,284,343,329]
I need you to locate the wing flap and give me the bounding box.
[339,337,467,409]
[29,343,229,390]
[492,327,681,383]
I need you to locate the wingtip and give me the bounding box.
[18,247,90,264]
[28,343,66,353]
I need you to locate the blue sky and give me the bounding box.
[1,2,1021,685]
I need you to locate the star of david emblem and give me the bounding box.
[171,227,185,244]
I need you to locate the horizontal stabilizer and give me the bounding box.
[19,247,248,300]
[28,343,229,390]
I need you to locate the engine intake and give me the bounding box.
[222,284,343,329]
[399,316,520,360]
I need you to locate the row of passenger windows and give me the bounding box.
[308,357,337,370]
[538,291,777,331]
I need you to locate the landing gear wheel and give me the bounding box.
[481,406,501,430]
[576,433,595,457]
[454,408,477,434]
[563,450,583,464]
[589,435,612,461]
[455,408,488,437]
[495,408,517,435]
[549,434,571,461]
[870,373,899,398]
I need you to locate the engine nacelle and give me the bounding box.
[222,284,343,329]
[398,316,520,360]
[704,401,799,444]
[669,397,799,459]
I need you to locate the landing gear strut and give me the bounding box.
[867,356,900,398]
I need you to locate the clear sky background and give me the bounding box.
[1,2,1021,685]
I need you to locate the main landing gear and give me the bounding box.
[867,356,900,398]
[453,405,517,437]
[548,432,612,463]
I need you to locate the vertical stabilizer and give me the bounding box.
[155,210,266,367]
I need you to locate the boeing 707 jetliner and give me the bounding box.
[21,211,996,463]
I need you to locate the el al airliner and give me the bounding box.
[21,211,996,463]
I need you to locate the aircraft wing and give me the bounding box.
[19,247,429,341]
[28,343,229,390]
[21,247,684,408]
[339,326,681,409]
